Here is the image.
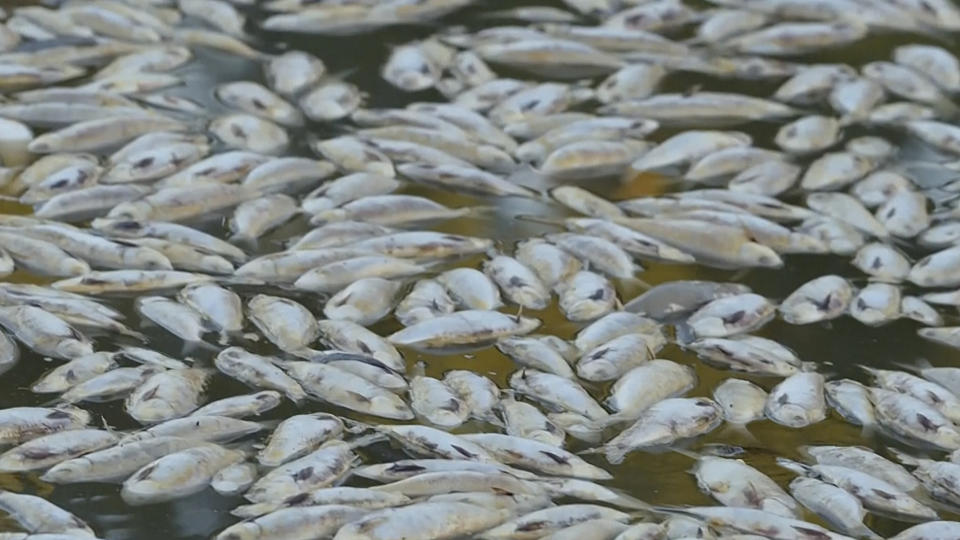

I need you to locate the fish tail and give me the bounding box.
[891,357,933,374]
[620,275,652,292]
[667,446,700,461]
[513,213,566,228]
[341,417,376,435]
[774,457,812,476]
[885,446,922,467]
[347,432,387,449]
[720,423,760,446]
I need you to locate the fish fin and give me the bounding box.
[668,447,701,461]
[577,445,604,456]
[719,423,760,445]
[885,447,922,467]
[514,213,565,226]
[411,360,426,377]
[774,457,812,476]
[180,339,218,357]
[674,322,696,346]
[891,357,933,374]
[620,276,652,292]
[341,417,376,434]
[347,432,387,449]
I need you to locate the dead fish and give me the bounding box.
[395,279,456,327]
[612,218,782,269]
[410,375,469,428]
[178,283,243,335]
[0,407,90,446]
[685,147,785,182]
[484,256,550,310]
[398,163,534,198]
[683,293,775,339]
[437,267,503,311]
[713,378,767,428]
[190,391,282,419]
[765,372,827,428]
[894,44,960,93]
[779,275,854,324]
[499,395,565,446]
[463,432,610,480]
[216,504,367,540]
[775,115,840,154]
[605,360,697,419]
[510,369,607,422]
[851,243,910,282]
[284,362,411,420]
[0,305,92,360]
[778,458,938,521]
[216,81,303,127]
[632,130,751,172]
[135,296,207,344]
[324,278,401,327]
[875,191,928,239]
[389,310,541,348]
[120,416,261,445]
[215,347,306,404]
[209,113,289,155]
[335,501,508,540]
[484,504,628,540]
[121,444,243,505]
[800,151,874,191]
[556,270,617,322]
[624,281,750,321]
[850,283,901,326]
[690,454,799,517]
[825,379,876,427]
[600,91,797,125]
[28,116,186,154]
[596,64,667,103]
[869,387,960,451]
[901,296,943,326]
[0,490,95,536]
[0,428,117,473]
[803,445,920,493]
[299,80,363,121]
[31,353,117,394]
[829,77,884,120]
[497,335,576,379]
[317,319,403,372]
[124,368,210,424]
[515,239,582,289]
[726,21,867,56]
[295,256,430,293]
[265,50,325,96]
[600,398,723,464]
[310,195,469,226]
[230,194,298,242]
[576,333,655,382]
[863,61,952,108]
[909,245,960,287]
[247,295,318,353]
[382,41,441,91]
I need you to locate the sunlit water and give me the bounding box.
[2,1,960,538]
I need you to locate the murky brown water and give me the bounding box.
[2,1,960,539]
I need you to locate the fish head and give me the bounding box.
[739,242,783,268]
[477,145,517,171]
[309,208,347,225]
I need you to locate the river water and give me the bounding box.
[1,1,959,538]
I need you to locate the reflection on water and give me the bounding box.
[1,1,960,538]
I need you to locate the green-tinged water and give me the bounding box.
[1,1,960,539]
